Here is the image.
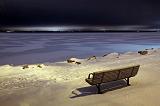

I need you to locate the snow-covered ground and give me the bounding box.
[0,48,160,106]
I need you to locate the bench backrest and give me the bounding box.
[92,65,140,84]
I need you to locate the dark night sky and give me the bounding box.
[0,0,160,27]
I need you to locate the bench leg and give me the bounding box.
[96,84,101,94]
[126,78,130,86]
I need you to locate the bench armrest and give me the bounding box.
[88,73,94,79]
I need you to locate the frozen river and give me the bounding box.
[0,32,160,65]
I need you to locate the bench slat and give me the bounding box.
[131,65,139,77]
[118,67,133,79]
[102,70,119,83]
[92,73,103,84]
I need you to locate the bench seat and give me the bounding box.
[85,65,140,94]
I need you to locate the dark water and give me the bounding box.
[0,32,160,65]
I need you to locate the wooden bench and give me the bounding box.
[85,65,140,94]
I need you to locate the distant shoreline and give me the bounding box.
[1,25,160,33]
[1,30,160,33]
